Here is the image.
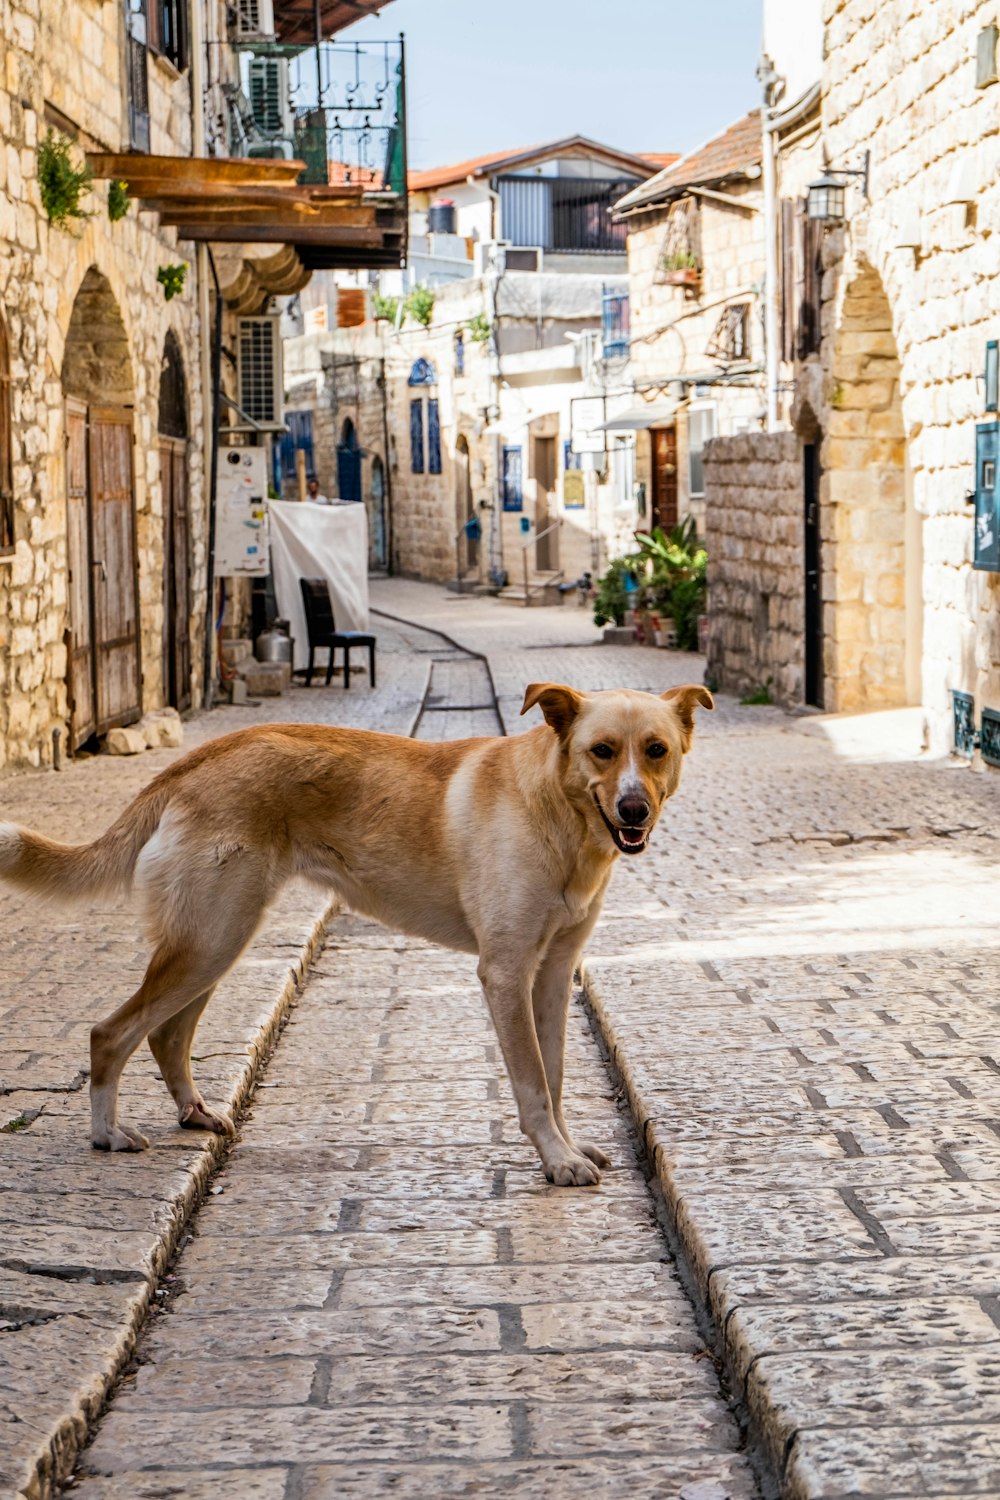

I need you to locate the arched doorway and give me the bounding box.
[337,416,362,502]
[825,263,921,711]
[370,455,388,569]
[455,434,477,574]
[62,268,141,750]
[159,332,191,712]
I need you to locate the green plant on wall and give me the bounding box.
[107,179,131,223]
[372,290,400,322]
[38,130,93,231]
[157,263,188,301]
[466,311,491,344]
[403,284,435,327]
[660,249,700,272]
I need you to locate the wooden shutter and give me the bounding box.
[780,198,796,365]
[66,399,96,749]
[89,406,142,733]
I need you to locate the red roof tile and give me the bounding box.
[409,136,660,194]
[615,112,762,214]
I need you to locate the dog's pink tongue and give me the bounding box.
[622,829,645,845]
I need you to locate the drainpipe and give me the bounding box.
[758,53,781,433]
[189,0,216,703]
[202,247,223,709]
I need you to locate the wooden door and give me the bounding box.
[533,436,558,571]
[160,436,191,712]
[89,406,142,733]
[66,399,96,750]
[804,440,823,708]
[650,426,678,533]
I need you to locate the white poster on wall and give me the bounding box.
[215,447,270,576]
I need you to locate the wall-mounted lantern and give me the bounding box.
[807,151,871,222]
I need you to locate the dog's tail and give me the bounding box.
[0,781,173,904]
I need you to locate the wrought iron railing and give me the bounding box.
[227,38,406,194]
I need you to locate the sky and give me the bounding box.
[344,0,763,172]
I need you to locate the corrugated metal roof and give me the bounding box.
[614,111,762,215]
[272,0,395,46]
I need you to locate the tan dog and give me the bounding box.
[0,682,712,1186]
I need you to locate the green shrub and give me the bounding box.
[107,179,131,222]
[372,290,399,322]
[403,285,435,327]
[593,519,707,648]
[157,264,187,301]
[38,130,93,231]
[466,311,491,344]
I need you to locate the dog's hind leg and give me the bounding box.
[478,950,600,1188]
[90,852,272,1151]
[532,925,611,1173]
[148,988,235,1138]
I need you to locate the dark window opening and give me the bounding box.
[427,398,441,475]
[150,0,187,71]
[410,398,424,473]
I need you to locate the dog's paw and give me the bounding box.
[544,1151,602,1188]
[92,1122,150,1152]
[180,1099,236,1137]
[577,1140,611,1170]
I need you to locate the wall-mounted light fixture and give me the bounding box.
[807,151,871,223]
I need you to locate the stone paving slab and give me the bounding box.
[0,628,427,1499]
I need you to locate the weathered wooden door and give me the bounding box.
[160,436,191,711]
[89,406,142,734]
[650,426,678,533]
[66,403,142,748]
[533,436,558,571]
[66,399,96,750]
[804,439,823,708]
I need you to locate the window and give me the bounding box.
[150,0,187,70]
[454,332,465,377]
[687,405,716,498]
[502,446,523,511]
[0,314,10,555]
[427,398,441,475]
[410,398,424,473]
[601,288,630,360]
[706,303,750,364]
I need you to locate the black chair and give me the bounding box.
[299,577,377,690]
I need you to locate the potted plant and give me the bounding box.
[661,250,701,289]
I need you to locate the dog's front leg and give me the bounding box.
[532,930,610,1173]
[478,954,601,1187]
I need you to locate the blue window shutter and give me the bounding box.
[427,399,441,474]
[975,421,1000,571]
[502,445,523,511]
[410,398,424,473]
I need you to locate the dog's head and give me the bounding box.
[520,682,713,856]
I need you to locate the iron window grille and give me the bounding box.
[657,196,702,281]
[952,690,977,758]
[707,302,751,364]
[502,446,523,511]
[982,707,1000,769]
[497,176,636,254]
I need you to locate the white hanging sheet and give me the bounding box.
[266,500,370,671]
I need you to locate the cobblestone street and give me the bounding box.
[5,581,1000,1498]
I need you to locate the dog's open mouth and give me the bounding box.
[593,796,649,855]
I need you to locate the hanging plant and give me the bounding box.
[402,284,435,327]
[107,179,131,222]
[466,311,491,345]
[157,263,188,301]
[37,130,93,231]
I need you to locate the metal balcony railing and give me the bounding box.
[228,38,406,194]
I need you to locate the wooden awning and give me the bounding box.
[87,154,404,271]
[272,0,395,46]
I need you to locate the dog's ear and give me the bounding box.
[521,682,583,738]
[662,684,714,749]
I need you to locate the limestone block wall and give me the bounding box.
[0,0,204,773]
[820,0,1000,747]
[704,431,804,705]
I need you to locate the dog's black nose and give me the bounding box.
[617,796,649,826]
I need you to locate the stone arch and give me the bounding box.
[823,261,921,710]
[61,267,135,404]
[158,329,189,438]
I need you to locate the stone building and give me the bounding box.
[705,0,1000,754]
[0,0,404,772]
[612,112,766,541]
[281,138,666,596]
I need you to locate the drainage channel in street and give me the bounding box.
[61,615,762,1500]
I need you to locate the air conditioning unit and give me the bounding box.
[504,247,544,273]
[247,56,293,140]
[235,316,284,431]
[230,0,275,42]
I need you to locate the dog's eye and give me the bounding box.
[646,742,668,759]
[590,742,615,760]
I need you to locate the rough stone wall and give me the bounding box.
[821,0,1000,746]
[0,0,204,773]
[704,431,804,705]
